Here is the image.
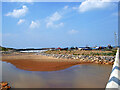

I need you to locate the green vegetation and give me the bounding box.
[0,46,15,51]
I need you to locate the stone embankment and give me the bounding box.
[39,53,115,65]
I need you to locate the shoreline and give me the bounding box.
[2,52,115,65]
[2,53,93,71]
[2,52,115,64]
[1,52,113,88]
[39,52,115,65]
[1,52,114,71]
[2,59,112,88]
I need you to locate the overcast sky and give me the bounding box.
[2,1,118,49]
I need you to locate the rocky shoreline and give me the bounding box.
[39,53,115,65]
[0,82,11,90]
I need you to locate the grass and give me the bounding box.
[0,46,15,51]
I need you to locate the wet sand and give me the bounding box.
[2,54,91,71]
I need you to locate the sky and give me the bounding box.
[2,1,119,49]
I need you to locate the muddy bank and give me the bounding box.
[2,53,114,71]
[3,59,89,71]
[2,54,90,71]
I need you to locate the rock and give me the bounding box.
[0,82,8,87]
[0,82,11,90]
[105,63,109,65]
[2,85,11,89]
[95,61,99,64]
[41,52,115,65]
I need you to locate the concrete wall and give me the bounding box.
[106,48,120,89]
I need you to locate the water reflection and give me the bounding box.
[2,61,112,88]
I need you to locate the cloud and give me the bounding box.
[49,12,62,22]
[17,19,25,25]
[63,6,69,10]
[68,29,79,34]
[29,21,40,29]
[78,0,116,13]
[46,22,64,28]
[46,12,64,28]
[5,5,28,18]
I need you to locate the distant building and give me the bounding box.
[92,46,99,50]
[78,47,82,50]
[107,44,113,49]
[56,47,62,50]
[98,46,106,50]
[61,47,68,50]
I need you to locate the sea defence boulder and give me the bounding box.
[39,53,115,65]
